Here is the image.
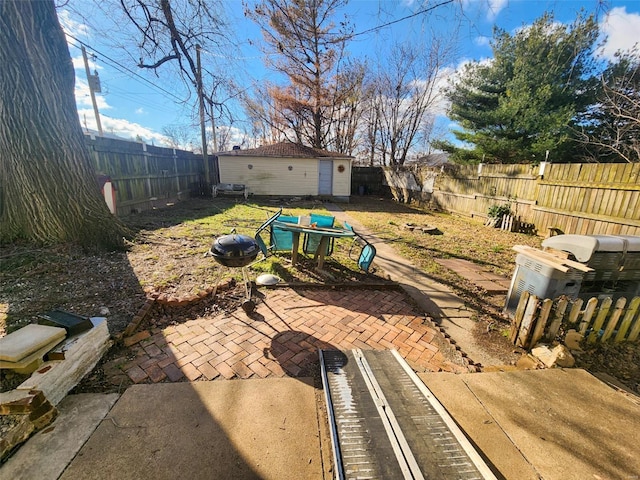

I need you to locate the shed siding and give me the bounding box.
[332,159,352,196]
[219,155,319,195]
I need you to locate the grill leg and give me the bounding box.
[241,267,256,314]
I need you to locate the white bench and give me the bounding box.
[212,183,249,199]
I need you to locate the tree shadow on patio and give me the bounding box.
[268,330,341,380]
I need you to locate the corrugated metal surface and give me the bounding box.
[321,349,496,480]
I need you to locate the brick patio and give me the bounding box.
[112,287,468,385]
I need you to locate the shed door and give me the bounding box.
[318,160,333,195]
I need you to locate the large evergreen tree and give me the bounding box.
[0,0,126,248]
[437,12,599,164]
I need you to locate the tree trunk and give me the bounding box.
[0,0,126,249]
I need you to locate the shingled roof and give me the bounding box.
[217,141,352,159]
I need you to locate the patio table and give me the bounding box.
[271,221,355,270]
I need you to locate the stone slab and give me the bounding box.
[17,318,111,405]
[0,393,119,480]
[59,378,324,480]
[0,337,65,374]
[0,324,66,362]
[419,369,640,480]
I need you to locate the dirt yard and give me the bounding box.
[1,196,638,395]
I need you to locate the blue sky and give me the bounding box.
[59,0,640,152]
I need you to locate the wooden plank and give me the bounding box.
[510,291,530,343]
[587,297,613,344]
[512,245,593,272]
[615,296,640,342]
[601,297,627,342]
[530,298,553,347]
[546,297,569,341]
[516,295,539,348]
[626,298,640,342]
[568,298,583,324]
[578,297,599,335]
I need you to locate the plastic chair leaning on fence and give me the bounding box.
[303,213,335,255]
[344,221,377,273]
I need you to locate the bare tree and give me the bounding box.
[162,124,197,149]
[244,0,353,150]
[366,39,453,165]
[0,0,126,248]
[578,47,640,163]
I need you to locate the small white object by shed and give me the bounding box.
[216,142,353,200]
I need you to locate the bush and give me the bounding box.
[487,203,512,219]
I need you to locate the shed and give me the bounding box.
[216,142,353,201]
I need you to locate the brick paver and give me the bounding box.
[122,287,469,384]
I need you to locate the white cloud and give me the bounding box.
[135,108,146,115]
[78,109,170,145]
[599,7,640,60]
[474,36,491,47]
[75,78,110,111]
[461,0,508,21]
[58,10,90,40]
[486,0,508,21]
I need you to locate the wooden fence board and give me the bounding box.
[511,291,530,343]
[615,297,640,342]
[568,298,583,324]
[531,298,553,346]
[516,294,539,348]
[546,297,569,341]
[578,297,599,335]
[512,294,640,350]
[601,297,627,342]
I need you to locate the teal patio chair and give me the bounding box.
[254,208,282,259]
[303,213,335,256]
[270,215,298,252]
[344,221,376,273]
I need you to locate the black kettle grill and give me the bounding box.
[209,232,260,314]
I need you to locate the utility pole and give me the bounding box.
[196,45,210,186]
[81,46,103,136]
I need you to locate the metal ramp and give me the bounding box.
[320,349,497,480]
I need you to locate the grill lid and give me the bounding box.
[210,233,259,267]
[542,234,625,262]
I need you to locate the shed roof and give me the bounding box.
[217,141,352,159]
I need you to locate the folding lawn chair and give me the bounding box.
[254,208,282,260]
[270,215,299,252]
[303,213,335,256]
[343,221,376,273]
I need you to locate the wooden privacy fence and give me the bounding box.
[381,162,640,237]
[511,291,640,350]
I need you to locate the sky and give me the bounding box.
[59,0,640,153]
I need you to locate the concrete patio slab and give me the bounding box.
[1,393,119,480]
[58,378,327,480]
[420,368,640,480]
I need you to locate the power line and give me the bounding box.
[346,0,455,39]
[66,35,186,104]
